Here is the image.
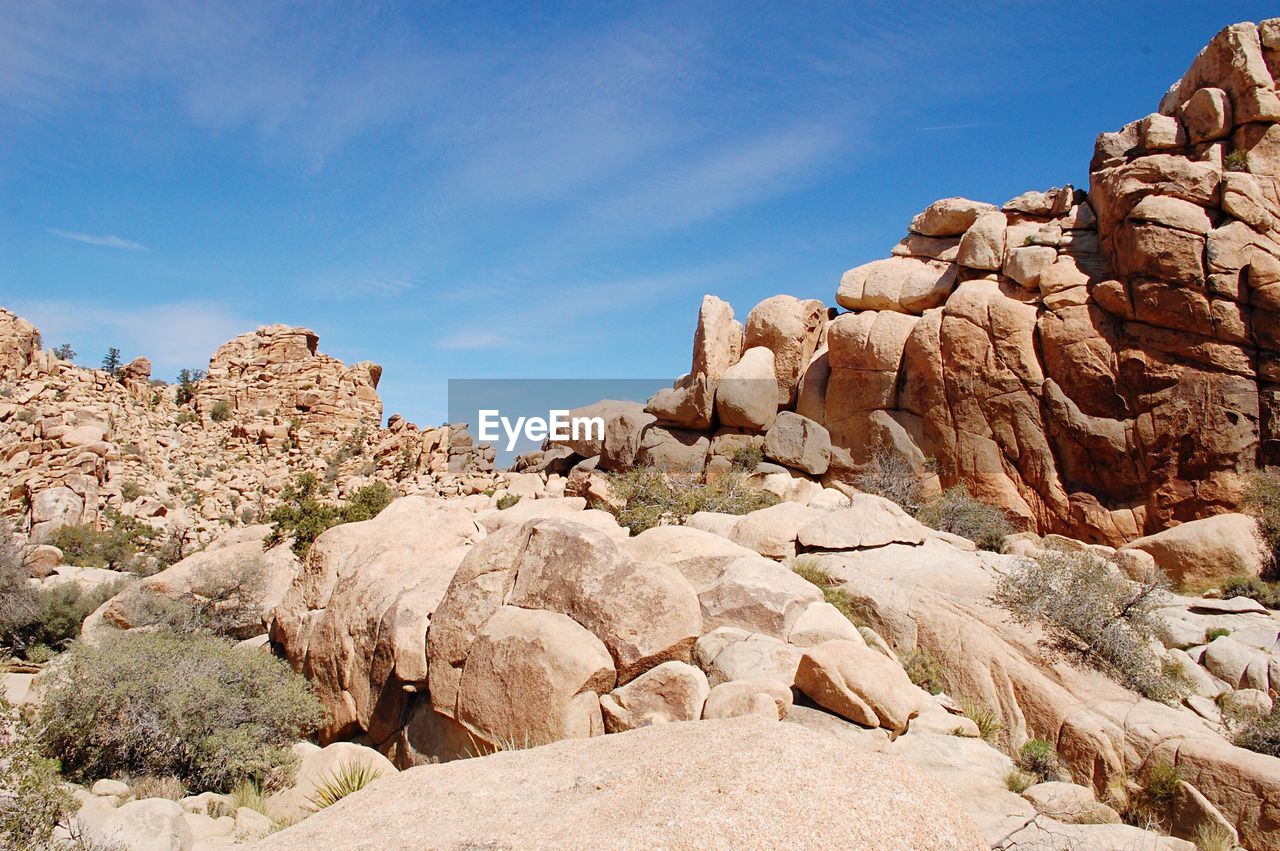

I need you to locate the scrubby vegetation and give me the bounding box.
[994,548,1184,703]
[902,648,945,695]
[854,448,928,516]
[39,632,322,792]
[496,493,521,510]
[1225,149,1250,173]
[0,698,76,850]
[1205,626,1231,642]
[730,445,763,472]
[48,510,159,575]
[1232,702,1280,757]
[174,368,205,406]
[956,696,1003,746]
[1017,739,1059,781]
[210,401,233,422]
[916,484,1013,551]
[266,474,395,556]
[1221,574,1280,609]
[1244,468,1280,578]
[789,557,865,627]
[603,465,778,534]
[120,556,267,639]
[308,760,382,811]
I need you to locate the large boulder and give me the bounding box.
[763,411,831,475]
[428,519,702,747]
[691,294,743,380]
[793,639,927,733]
[599,660,709,732]
[256,718,987,850]
[621,525,757,592]
[635,425,710,473]
[743,295,826,406]
[1120,513,1268,587]
[714,347,779,432]
[910,197,997,237]
[271,497,485,744]
[836,256,957,314]
[90,799,192,851]
[795,494,929,550]
[702,678,794,720]
[697,555,822,638]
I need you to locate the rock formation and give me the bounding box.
[525,20,1280,546]
[0,309,498,556]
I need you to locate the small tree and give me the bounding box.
[51,343,75,361]
[102,347,122,375]
[175,368,206,406]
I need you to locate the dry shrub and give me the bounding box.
[604,465,778,533]
[917,484,1013,551]
[994,549,1184,703]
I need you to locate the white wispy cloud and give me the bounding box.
[310,276,415,298]
[49,229,149,251]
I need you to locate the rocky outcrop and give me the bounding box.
[0,310,498,556]
[255,718,988,851]
[545,19,1280,547]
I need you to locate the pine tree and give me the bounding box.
[52,343,76,361]
[101,348,122,375]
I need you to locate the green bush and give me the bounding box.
[903,649,946,695]
[1205,627,1231,642]
[496,494,521,510]
[48,511,157,574]
[917,484,1013,551]
[174,368,205,406]
[729,445,763,472]
[1233,702,1280,757]
[0,698,76,850]
[120,479,143,502]
[994,549,1184,703]
[603,465,778,534]
[267,475,395,557]
[957,697,1003,746]
[307,760,382,811]
[32,579,129,652]
[1225,149,1249,173]
[1143,762,1181,802]
[119,556,265,640]
[854,448,929,516]
[1221,574,1280,608]
[39,632,322,792]
[1018,739,1059,780]
[210,401,233,422]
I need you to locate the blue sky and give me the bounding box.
[0,2,1271,426]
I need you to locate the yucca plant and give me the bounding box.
[307,760,382,811]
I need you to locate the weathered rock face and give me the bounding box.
[618,19,1280,545]
[257,718,987,851]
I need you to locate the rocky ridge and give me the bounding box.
[0,308,498,556]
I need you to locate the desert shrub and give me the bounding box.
[174,411,198,426]
[209,401,233,422]
[496,494,521,510]
[957,697,1003,746]
[789,558,865,627]
[126,775,187,801]
[1225,149,1249,173]
[120,479,142,502]
[902,649,946,695]
[24,644,57,664]
[1194,823,1237,851]
[916,484,1013,551]
[0,533,41,653]
[1018,739,1059,781]
[854,448,929,515]
[307,760,382,811]
[1005,769,1035,794]
[32,579,129,652]
[48,511,157,574]
[174,369,204,406]
[52,343,76,361]
[343,482,395,524]
[1221,573,1280,609]
[604,465,778,534]
[994,549,1183,703]
[39,631,322,792]
[14,409,35,424]
[267,475,394,557]
[1142,762,1180,802]
[730,445,763,471]
[1244,469,1280,578]
[0,698,76,850]
[1233,702,1280,756]
[120,557,266,639]
[1205,626,1231,641]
